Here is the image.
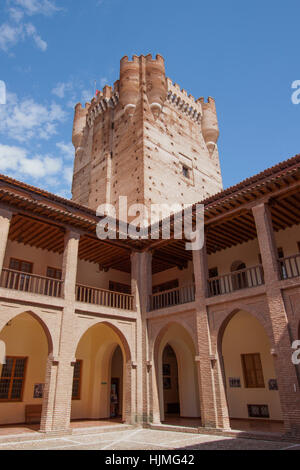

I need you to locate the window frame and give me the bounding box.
[46,266,62,280]
[241,353,265,389]
[152,279,179,294]
[0,356,28,402]
[109,281,131,295]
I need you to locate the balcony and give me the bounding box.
[208,265,264,297]
[76,283,134,311]
[149,285,195,311]
[279,254,300,280]
[0,268,63,298]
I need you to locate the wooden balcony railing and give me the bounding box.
[0,268,63,297]
[149,284,195,311]
[208,265,264,297]
[279,254,300,280]
[76,283,134,311]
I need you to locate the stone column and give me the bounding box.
[40,230,80,434]
[131,251,152,424]
[192,242,230,429]
[0,208,12,275]
[252,203,300,436]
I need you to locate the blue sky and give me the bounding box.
[0,0,299,199]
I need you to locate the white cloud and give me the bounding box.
[13,0,60,16]
[25,23,47,50]
[0,0,60,52]
[63,166,73,184]
[8,8,24,23]
[0,21,47,51]
[56,141,74,159]
[0,91,67,142]
[52,82,73,99]
[0,22,23,51]
[0,144,62,180]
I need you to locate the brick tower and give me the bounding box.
[71,54,223,220]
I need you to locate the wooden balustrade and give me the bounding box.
[149,284,195,311]
[0,268,63,297]
[279,254,300,280]
[208,265,264,297]
[76,283,134,311]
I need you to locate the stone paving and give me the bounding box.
[0,428,299,450]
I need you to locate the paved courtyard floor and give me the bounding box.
[0,428,299,450]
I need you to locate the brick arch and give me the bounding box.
[73,320,132,362]
[151,319,197,357]
[0,307,54,355]
[214,305,275,356]
[151,320,200,423]
[72,319,133,424]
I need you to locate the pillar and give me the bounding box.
[192,241,230,429]
[131,251,152,424]
[40,229,80,434]
[252,203,300,436]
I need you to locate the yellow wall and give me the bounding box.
[222,310,282,420]
[71,323,125,421]
[0,313,48,425]
[157,323,200,420]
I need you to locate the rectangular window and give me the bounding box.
[72,360,82,400]
[182,165,189,179]
[46,267,62,280]
[8,258,33,291]
[248,404,269,418]
[241,353,265,388]
[9,258,33,273]
[152,279,179,294]
[109,281,131,295]
[0,357,27,402]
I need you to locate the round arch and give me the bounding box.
[0,308,54,355]
[218,308,282,424]
[152,321,200,423]
[71,321,132,424]
[0,310,53,427]
[73,320,132,362]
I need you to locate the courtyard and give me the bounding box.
[0,427,299,451]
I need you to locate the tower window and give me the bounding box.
[182,165,189,179]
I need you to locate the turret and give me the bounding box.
[201,97,219,156]
[145,54,167,118]
[72,103,88,149]
[119,55,140,117]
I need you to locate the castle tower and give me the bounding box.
[71,54,223,221]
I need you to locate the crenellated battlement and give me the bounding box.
[166,78,203,124]
[120,53,164,65]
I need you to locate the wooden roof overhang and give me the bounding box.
[0,154,299,274]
